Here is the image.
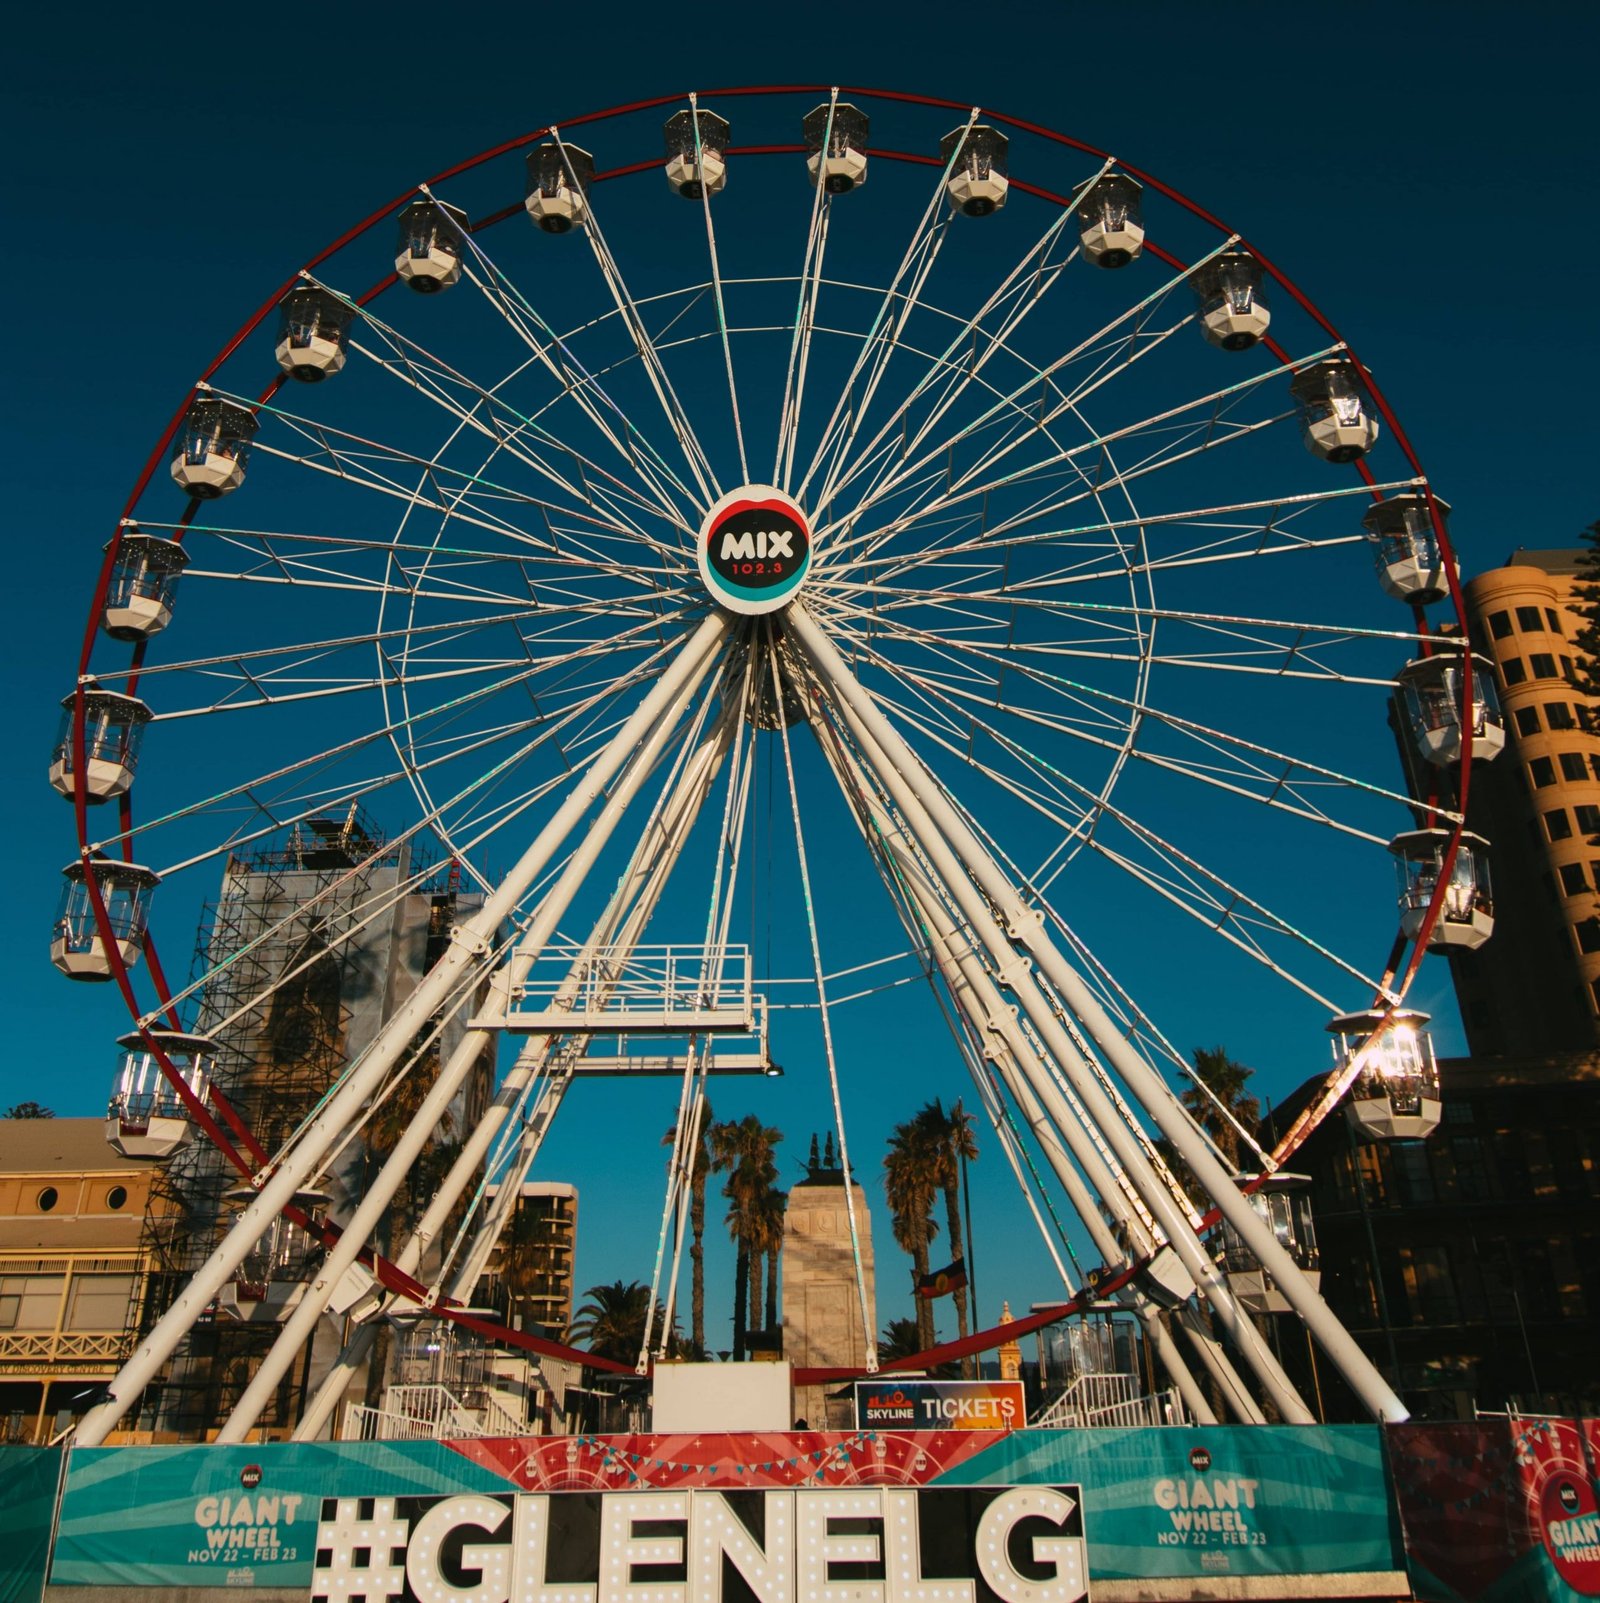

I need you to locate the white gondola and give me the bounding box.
[525,143,594,233]
[1073,172,1143,267]
[1396,652,1505,766]
[106,1031,214,1158]
[275,284,354,382]
[1328,1008,1442,1141]
[1192,250,1271,349]
[51,859,159,979]
[48,687,152,802]
[395,198,469,292]
[169,395,258,498]
[1289,358,1379,463]
[663,109,729,200]
[217,1186,333,1322]
[1390,828,1494,949]
[803,102,869,193]
[1364,492,1452,605]
[940,124,1008,216]
[1217,1173,1318,1314]
[103,529,189,640]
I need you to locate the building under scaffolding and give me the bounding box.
[129,807,494,1439]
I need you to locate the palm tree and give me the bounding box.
[746,1186,787,1340]
[711,1114,782,1359]
[879,1317,923,1363]
[884,1118,941,1351]
[914,1099,979,1375]
[1182,1046,1261,1169]
[662,1096,714,1356]
[568,1280,673,1365]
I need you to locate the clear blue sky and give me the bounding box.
[5,1,1597,1346]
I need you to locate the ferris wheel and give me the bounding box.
[50,86,1502,1444]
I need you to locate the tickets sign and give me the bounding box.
[855,1379,1026,1431]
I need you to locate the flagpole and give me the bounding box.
[961,1143,979,1372]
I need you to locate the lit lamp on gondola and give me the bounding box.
[1364,492,1452,605]
[395,198,469,292]
[940,124,1009,217]
[803,102,869,193]
[170,395,258,498]
[1192,250,1271,350]
[51,859,159,980]
[525,143,594,233]
[106,1031,214,1159]
[663,109,729,200]
[1328,1007,1442,1140]
[217,1186,333,1322]
[48,687,152,802]
[275,284,354,382]
[103,529,188,640]
[1289,358,1379,463]
[1389,828,1495,949]
[1396,652,1505,766]
[1073,173,1143,267]
[1216,1173,1318,1313]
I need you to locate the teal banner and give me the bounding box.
[52,1440,509,1589]
[0,1446,63,1603]
[937,1424,1403,1581]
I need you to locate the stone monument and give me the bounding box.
[781,1133,877,1428]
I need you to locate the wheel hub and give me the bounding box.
[696,484,812,616]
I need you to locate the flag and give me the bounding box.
[914,1258,968,1299]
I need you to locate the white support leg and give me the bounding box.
[292,691,735,1442]
[792,602,1405,1423]
[74,615,729,1447]
[217,632,731,1442]
[807,698,1220,1425]
[1178,1304,1268,1426]
[793,610,1313,1425]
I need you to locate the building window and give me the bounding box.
[36,1187,58,1213]
[1561,752,1589,782]
[1547,702,1575,730]
[1562,655,1577,682]
[1531,652,1559,680]
[1517,605,1544,632]
[0,1275,66,1330]
[1547,608,1564,634]
[1590,755,1600,783]
[1577,805,1600,838]
[1577,921,1600,955]
[1547,808,1574,841]
[1530,756,1557,787]
[1489,610,1514,638]
[1560,862,1589,896]
[1397,1244,1460,1326]
[1502,657,1528,686]
[1514,706,1542,736]
[66,1274,135,1332]
[106,1185,128,1211]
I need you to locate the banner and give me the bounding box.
[941,1423,1403,1582]
[855,1379,1026,1431]
[1389,1417,1600,1603]
[49,1425,1402,1592]
[0,1445,63,1603]
[308,1484,1086,1603]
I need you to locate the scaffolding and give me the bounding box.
[128,807,490,1439]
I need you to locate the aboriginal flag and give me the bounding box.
[915,1258,968,1299]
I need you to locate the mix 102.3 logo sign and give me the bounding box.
[697,485,812,616]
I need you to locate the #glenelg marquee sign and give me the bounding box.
[308,1484,1087,1603]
